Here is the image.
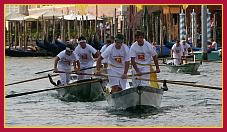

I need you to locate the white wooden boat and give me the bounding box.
[105,86,165,110]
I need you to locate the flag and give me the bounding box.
[76,5,88,15]
[149,66,159,88]
[182,5,188,10]
[135,5,143,12]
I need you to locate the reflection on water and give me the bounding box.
[106,106,162,119]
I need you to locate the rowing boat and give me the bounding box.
[49,77,107,102]
[166,62,201,74]
[105,86,164,110]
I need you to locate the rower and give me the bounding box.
[181,40,193,64]
[171,40,184,65]
[96,34,130,93]
[74,36,100,80]
[53,44,80,85]
[130,31,160,88]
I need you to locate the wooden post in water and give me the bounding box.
[18,21,22,48]
[24,20,27,49]
[160,10,163,57]
[52,16,55,43]
[132,5,135,43]
[201,5,208,60]
[79,18,82,36]
[86,16,88,38]
[36,19,39,40]
[42,15,45,40]
[29,22,32,44]
[114,8,117,37]
[46,20,49,43]
[14,21,17,49]
[74,17,77,38]
[213,13,216,41]
[95,5,98,34]
[110,17,113,37]
[81,15,84,35]
[68,20,70,40]
[8,21,11,49]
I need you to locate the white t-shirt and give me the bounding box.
[74,44,97,67]
[130,41,157,65]
[101,43,130,68]
[171,43,184,58]
[100,44,112,63]
[212,41,217,50]
[181,43,191,56]
[57,50,78,70]
[100,44,108,53]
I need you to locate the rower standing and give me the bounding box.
[171,40,184,65]
[181,40,193,64]
[100,36,114,71]
[53,44,80,85]
[96,34,130,93]
[130,31,160,87]
[74,36,100,80]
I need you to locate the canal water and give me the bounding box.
[5,56,222,127]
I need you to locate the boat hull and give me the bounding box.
[106,86,163,109]
[5,48,52,57]
[194,51,221,61]
[56,78,106,102]
[166,62,200,74]
[36,40,63,55]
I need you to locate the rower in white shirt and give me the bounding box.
[74,36,100,80]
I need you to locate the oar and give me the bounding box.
[5,79,107,98]
[57,71,157,78]
[5,74,59,86]
[35,69,54,74]
[34,65,98,74]
[162,80,197,84]
[136,78,222,90]
[5,66,99,86]
[54,72,196,84]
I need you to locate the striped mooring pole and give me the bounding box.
[179,9,186,41]
[191,9,197,48]
[207,8,211,42]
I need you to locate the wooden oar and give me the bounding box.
[35,69,54,74]
[5,79,107,98]
[34,65,98,74]
[56,72,196,84]
[59,71,157,78]
[136,78,222,90]
[5,74,59,86]
[161,80,197,84]
[6,66,100,87]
